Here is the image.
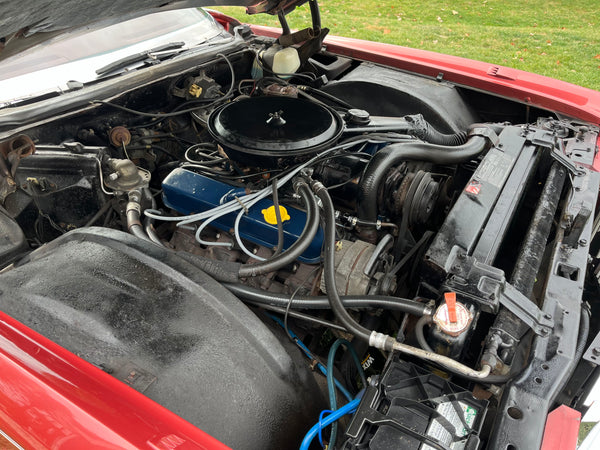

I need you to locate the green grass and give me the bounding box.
[215,0,600,91]
[579,421,595,444]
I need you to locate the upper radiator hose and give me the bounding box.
[357,133,492,241]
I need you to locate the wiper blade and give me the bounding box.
[95,41,186,76]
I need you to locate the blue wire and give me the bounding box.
[318,409,333,448]
[300,398,361,450]
[267,314,353,402]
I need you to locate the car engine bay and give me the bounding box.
[1,28,600,450]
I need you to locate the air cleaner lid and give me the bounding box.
[208,96,343,155]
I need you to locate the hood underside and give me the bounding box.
[0,0,302,59]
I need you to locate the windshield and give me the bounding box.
[0,8,224,105]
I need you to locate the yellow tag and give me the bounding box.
[261,205,290,225]
[188,84,203,98]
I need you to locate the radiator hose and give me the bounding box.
[344,113,468,146]
[357,134,490,241]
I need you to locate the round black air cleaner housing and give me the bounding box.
[207,96,344,168]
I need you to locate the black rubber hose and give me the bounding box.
[415,118,468,146]
[238,182,319,277]
[255,303,348,331]
[271,177,284,257]
[415,315,434,352]
[223,283,431,315]
[313,181,373,343]
[463,308,590,385]
[178,252,241,283]
[576,307,591,360]
[126,207,151,241]
[357,135,489,240]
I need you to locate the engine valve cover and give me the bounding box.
[162,168,324,263]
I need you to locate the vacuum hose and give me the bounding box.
[238,181,319,277]
[224,282,432,315]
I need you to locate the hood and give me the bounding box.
[0,0,303,59]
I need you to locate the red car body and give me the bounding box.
[0,9,597,450]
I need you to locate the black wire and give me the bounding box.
[92,98,216,118]
[272,178,285,257]
[251,303,346,331]
[130,101,207,129]
[91,53,236,118]
[301,86,356,110]
[284,266,322,339]
[254,54,317,81]
[130,133,197,149]
[284,286,299,340]
[182,163,281,181]
[126,143,177,157]
[150,145,178,158]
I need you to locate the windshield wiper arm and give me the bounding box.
[95,41,186,76]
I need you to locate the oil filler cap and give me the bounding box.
[262,205,290,225]
[433,293,473,337]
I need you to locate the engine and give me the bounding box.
[0,45,598,450]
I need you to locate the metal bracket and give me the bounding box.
[445,248,554,336]
[528,128,586,176]
[469,126,500,147]
[563,206,592,248]
[499,283,554,336]
[549,146,585,176]
[528,130,585,176]
[583,331,600,364]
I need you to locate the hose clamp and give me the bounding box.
[369,331,395,351]
[126,201,141,214]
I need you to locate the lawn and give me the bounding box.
[215,0,600,91]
